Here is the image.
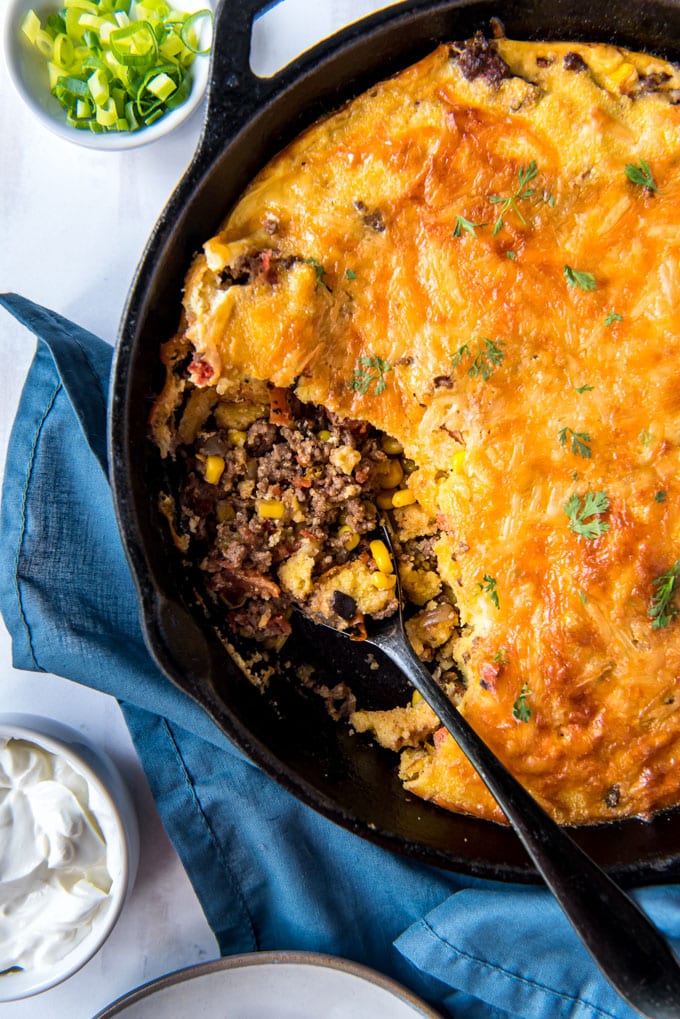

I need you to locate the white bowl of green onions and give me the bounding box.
[5,0,213,148]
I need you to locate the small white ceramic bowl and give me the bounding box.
[0,713,139,1001]
[4,0,212,150]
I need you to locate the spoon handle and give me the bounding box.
[376,628,680,1019]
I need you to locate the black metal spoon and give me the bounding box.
[312,526,680,1019]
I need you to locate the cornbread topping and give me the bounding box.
[152,32,680,826]
[0,738,114,973]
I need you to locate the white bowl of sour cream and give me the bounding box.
[0,713,139,1000]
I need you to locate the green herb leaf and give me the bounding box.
[513,682,532,722]
[655,491,668,503]
[579,590,588,605]
[604,311,623,327]
[575,384,594,393]
[453,338,505,381]
[558,427,592,459]
[639,428,655,447]
[506,250,516,260]
[564,265,597,291]
[350,354,392,396]
[488,160,538,235]
[453,214,485,237]
[451,343,470,367]
[564,490,611,539]
[479,574,500,608]
[493,649,509,664]
[305,257,331,290]
[649,560,680,629]
[625,158,659,194]
[345,269,357,280]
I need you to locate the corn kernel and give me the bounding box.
[605,61,637,91]
[411,690,423,706]
[372,571,397,590]
[381,435,404,455]
[216,501,235,523]
[376,491,396,509]
[338,524,360,551]
[370,538,394,574]
[228,429,247,447]
[257,499,285,519]
[451,450,466,474]
[317,429,332,441]
[376,458,404,490]
[392,489,416,508]
[204,455,225,484]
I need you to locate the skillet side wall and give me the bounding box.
[110,0,680,883]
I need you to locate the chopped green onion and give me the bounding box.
[46,13,67,35]
[109,22,158,68]
[53,32,75,68]
[146,71,175,100]
[35,29,55,57]
[88,67,110,106]
[20,9,41,44]
[64,0,100,14]
[96,95,118,126]
[75,97,92,118]
[78,13,104,30]
[18,2,212,134]
[180,9,212,54]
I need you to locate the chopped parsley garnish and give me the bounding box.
[494,649,509,664]
[639,428,655,447]
[655,491,668,503]
[452,338,505,381]
[479,574,499,608]
[350,355,392,396]
[305,257,330,290]
[625,158,659,194]
[345,269,357,280]
[506,250,517,260]
[564,490,611,539]
[453,214,486,237]
[575,384,594,393]
[558,427,592,459]
[648,560,680,629]
[513,682,532,722]
[564,265,597,291]
[579,590,588,606]
[488,160,538,235]
[604,311,623,327]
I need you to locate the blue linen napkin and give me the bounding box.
[2,290,680,1019]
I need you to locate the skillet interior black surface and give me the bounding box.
[110,0,680,883]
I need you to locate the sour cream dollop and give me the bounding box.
[0,737,115,973]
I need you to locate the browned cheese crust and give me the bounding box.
[152,34,680,825]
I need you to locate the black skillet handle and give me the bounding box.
[377,627,680,1019]
[194,0,274,171]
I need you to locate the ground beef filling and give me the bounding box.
[172,386,420,643]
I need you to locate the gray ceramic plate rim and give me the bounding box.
[93,951,442,1018]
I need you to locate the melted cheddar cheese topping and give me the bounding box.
[160,35,680,825]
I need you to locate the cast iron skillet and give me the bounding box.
[110,0,680,884]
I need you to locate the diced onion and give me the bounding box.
[18,0,213,134]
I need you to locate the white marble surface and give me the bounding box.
[0,1,397,1014]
